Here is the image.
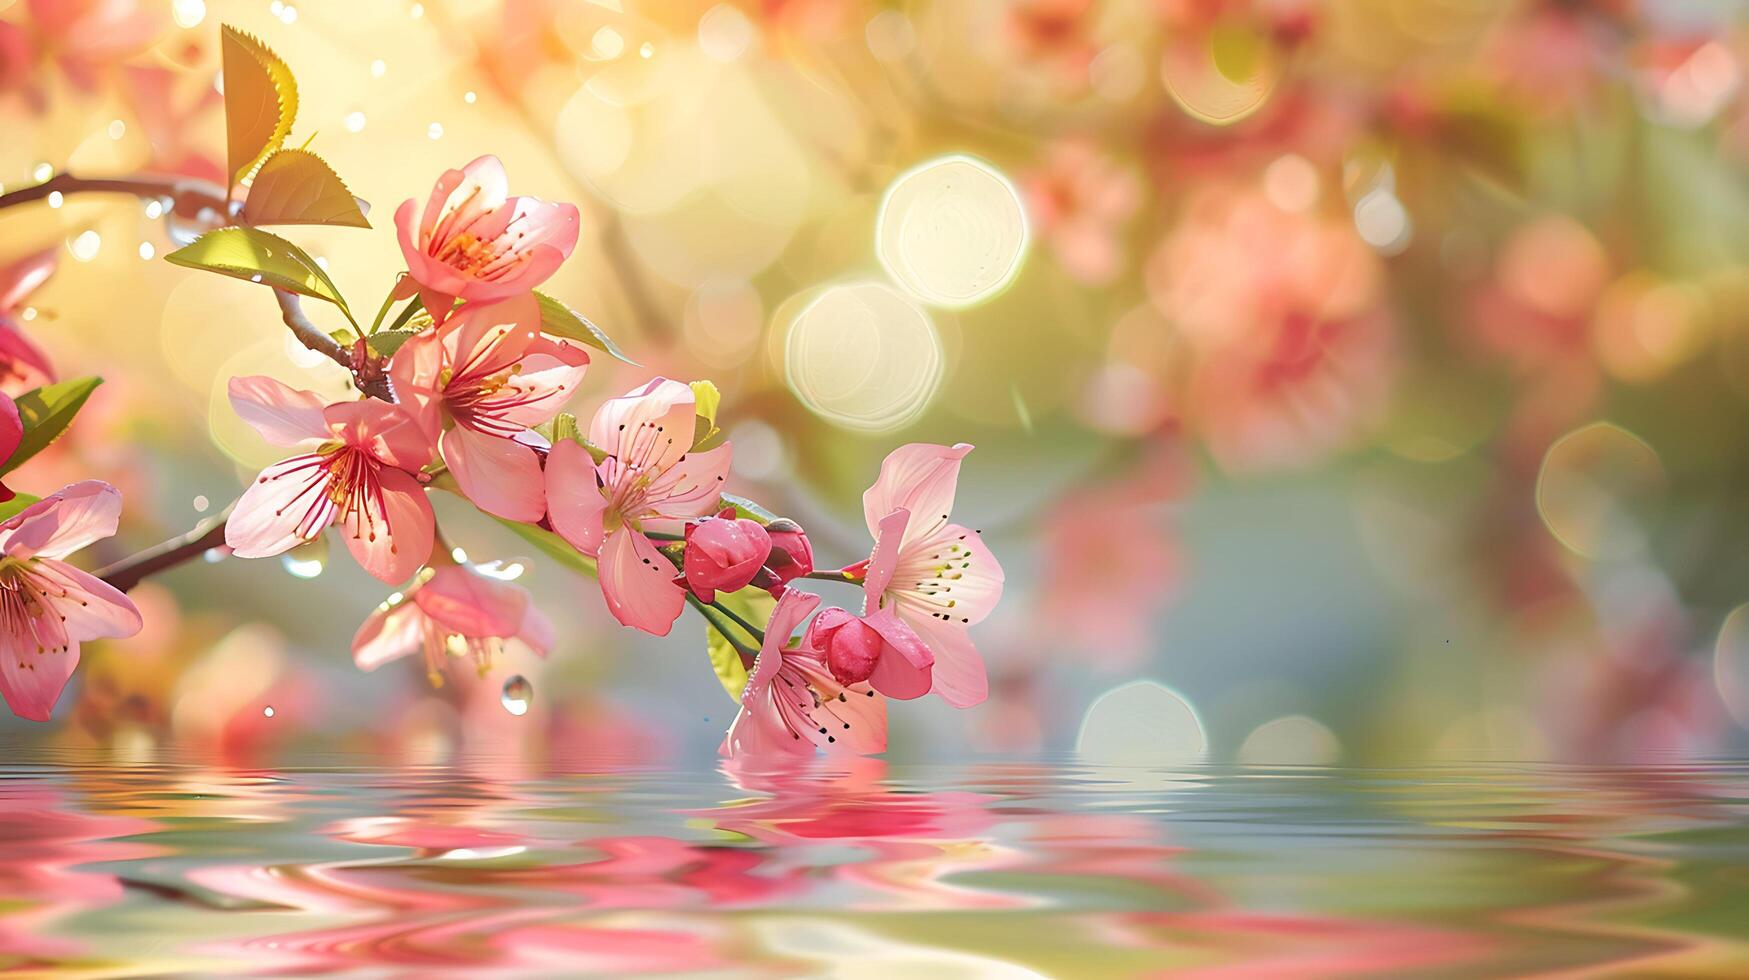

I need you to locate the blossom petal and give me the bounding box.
[545,439,608,557]
[228,376,330,446]
[862,508,910,608]
[892,523,1005,626]
[352,601,427,671]
[442,293,540,382]
[0,321,56,395]
[324,400,435,473]
[791,655,888,754]
[599,527,685,635]
[0,642,79,722]
[442,427,546,523]
[415,564,529,638]
[0,248,54,312]
[339,466,433,585]
[225,456,331,559]
[861,442,973,546]
[386,328,445,441]
[0,480,123,560]
[903,614,988,708]
[589,378,695,473]
[491,336,589,428]
[422,155,510,248]
[517,605,555,657]
[34,559,142,641]
[644,443,732,523]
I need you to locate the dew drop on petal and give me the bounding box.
[263,705,275,718]
[501,675,532,716]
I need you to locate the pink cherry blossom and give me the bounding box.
[353,562,554,684]
[804,605,934,700]
[720,589,887,759]
[225,377,436,585]
[857,443,1004,708]
[394,155,580,323]
[390,294,588,522]
[0,481,143,722]
[1022,138,1141,285]
[681,508,769,603]
[545,378,730,635]
[0,249,58,396]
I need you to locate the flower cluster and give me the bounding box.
[0,25,1004,754]
[204,152,1003,758]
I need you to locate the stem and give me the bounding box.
[95,504,233,593]
[709,599,766,642]
[804,569,860,585]
[0,171,392,400]
[688,594,757,668]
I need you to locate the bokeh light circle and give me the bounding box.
[1714,604,1749,728]
[1076,680,1207,766]
[876,155,1029,309]
[1161,26,1279,125]
[1237,715,1341,766]
[1535,422,1666,560]
[783,280,943,432]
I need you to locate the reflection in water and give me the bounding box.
[1,755,1746,975]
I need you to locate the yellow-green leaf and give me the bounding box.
[690,379,721,448]
[494,517,598,578]
[706,587,774,702]
[242,149,369,228]
[717,492,777,525]
[1,377,102,477]
[365,329,418,358]
[534,291,634,364]
[0,493,41,523]
[165,227,350,316]
[221,25,298,186]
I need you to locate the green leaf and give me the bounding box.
[242,149,370,227]
[691,379,721,448]
[706,587,774,702]
[0,493,41,523]
[534,291,635,364]
[366,329,419,358]
[165,227,351,316]
[1,377,102,477]
[220,25,298,186]
[493,517,598,578]
[330,328,358,347]
[717,492,777,525]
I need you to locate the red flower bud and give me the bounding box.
[806,607,883,686]
[682,508,771,603]
[763,517,814,589]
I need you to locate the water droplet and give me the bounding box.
[68,230,101,262]
[192,494,209,513]
[428,122,444,140]
[202,548,224,563]
[370,59,387,78]
[501,675,532,716]
[263,705,275,718]
[107,119,126,140]
[344,110,366,133]
[32,163,52,182]
[476,560,525,581]
[138,241,155,261]
[639,41,655,58]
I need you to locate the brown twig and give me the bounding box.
[0,171,391,399]
[96,504,233,593]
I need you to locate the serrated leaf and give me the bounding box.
[0,493,41,523]
[221,25,298,187]
[165,227,351,316]
[242,149,369,227]
[0,377,102,477]
[366,329,419,358]
[706,587,774,702]
[534,291,634,364]
[494,517,598,578]
[718,492,777,525]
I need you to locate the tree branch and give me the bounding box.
[0,170,393,401]
[96,504,233,593]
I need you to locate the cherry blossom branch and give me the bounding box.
[95,503,233,593]
[0,171,392,400]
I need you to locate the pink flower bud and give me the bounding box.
[806,607,884,686]
[763,517,814,589]
[682,508,771,603]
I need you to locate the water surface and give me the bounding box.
[4,755,1747,976]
